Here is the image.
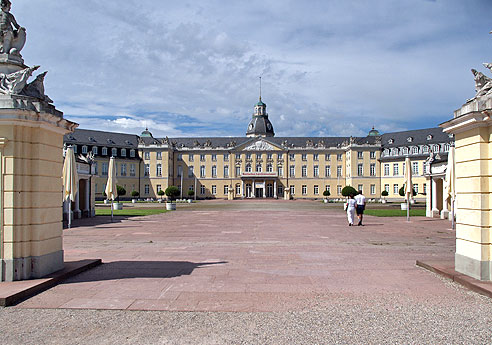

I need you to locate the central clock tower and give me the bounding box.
[246,97,275,138]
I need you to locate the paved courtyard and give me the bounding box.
[2,200,492,344]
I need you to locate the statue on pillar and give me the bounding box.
[0,0,25,56]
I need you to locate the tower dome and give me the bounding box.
[368,127,380,137]
[246,97,275,137]
[140,128,153,138]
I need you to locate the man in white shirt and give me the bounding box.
[354,190,366,226]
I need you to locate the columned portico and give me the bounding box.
[240,172,279,199]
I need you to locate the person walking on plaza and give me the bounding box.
[346,193,357,226]
[355,189,366,226]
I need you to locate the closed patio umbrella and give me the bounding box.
[445,146,456,229]
[105,156,118,222]
[62,146,78,229]
[403,157,413,222]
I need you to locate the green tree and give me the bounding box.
[341,186,358,197]
[323,190,330,197]
[399,186,417,197]
[131,190,139,198]
[116,185,126,202]
[165,186,180,202]
[381,190,389,197]
[157,190,165,200]
[187,190,195,197]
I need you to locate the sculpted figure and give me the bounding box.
[0,65,38,94]
[21,71,53,103]
[470,69,492,100]
[0,0,25,55]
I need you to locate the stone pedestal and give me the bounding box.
[0,95,77,281]
[441,96,492,281]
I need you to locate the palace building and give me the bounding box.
[63,97,454,217]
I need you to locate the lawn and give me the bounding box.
[95,208,168,217]
[364,209,426,217]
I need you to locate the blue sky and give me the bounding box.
[14,0,492,138]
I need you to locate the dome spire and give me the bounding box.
[259,76,262,102]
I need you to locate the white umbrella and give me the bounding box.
[105,157,118,221]
[403,157,413,221]
[445,146,456,229]
[62,146,78,229]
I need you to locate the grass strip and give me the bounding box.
[364,209,426,217]
[95,208,168,217]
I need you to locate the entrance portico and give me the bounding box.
[240,172,279,198]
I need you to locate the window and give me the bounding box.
[302,165,307,177]
[112,148,117,157]
[246,164,252,173]
[411,147,419,154]
[267,153,273,160]
[393,163,399,176]
[267,164,273,173]
[370,184,376,195]
[302,154,307,161]
[384,164,390,176]
[102,147,108,156]
[357,151,363,159]
[358,185,363,193]
[82,145,88,154]
[423,183,427,195]
[278,185,284,196]
[433,145,440,153]
[325,185,331,193]
[72,145,78,154]
[144,151,150,160]
[224,154,229,162]
[314,165,319,177]
[121,149,126,157]
[402,147,408,155]
[393,184,399,195]
[224,165,229,178]
[314,154,319,161]
[422,146,429,154]
[102,163,108,176]
[144,184,150,195]
[177,154,182,161]
[130,164,136,176]
[212,165,217,177]
[385,184,390,193]
[370,163,376,176]
[444,144,450,152]
[337,154,343,161]
[246,153,252,160]
[290,165,295,177]
[314,185,319,195]
[325,166,331,177]
[235,154,241,160]
[357,164,363,176]
[383,149,389,157]
[235,166,241,176]
[158,164,163,177]
[224,185,229,195]
[212,154,217,161]
[278,166,283,177]
[412,162,419,175]
[289,153,295,161]
[212,185,217,195]
[290,185,295,196]
[337,166,342,177]
[156,152,162,160]
[391,148,398,156]
[157,185,162,193]
[200,154,206,162]
[337,185,342,195]
[370,151,376,159]
[200,185,205,195]
[325,154,331,161]
[236,184,241,195]
[256,164,262,173]
[92,146,98,155]
[144,164,150,176]
[93,162,98,175]
[189,154,194,162]
[188,166,194,178]
[130,149,135,158]
[256,153,262,160]
[413,184,419,194]
[121,163,127,176]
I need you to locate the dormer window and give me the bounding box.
[433,145,440,153]
[125,140,133,146]
[411,146,419,154]
[388,139,394,144]
[121,148,126,157]
[89,136,96,142]
[427,135,433,141]
[112,148,117,156]
[92,146,98,155]
[102,147,108,155]
[407,137,413,143]
[82,145,88,154]
[130,149,135,158]
[422,146,429,154]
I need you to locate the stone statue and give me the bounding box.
[0,0,25,56]
[470,68,492,100]
[0,65,38,95]
[21,71,53,103]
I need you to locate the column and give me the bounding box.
[425,179,432,218]
[263,180,266,198]
[74,180,81,219]
[241,180,244,198]
[441,178,449,219]
[431,178,439,218]
[84,179,90,217]
[252,180,256,198]
[274,180,277,199]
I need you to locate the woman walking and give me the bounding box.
[346,193,357,226]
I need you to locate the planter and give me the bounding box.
[410,199,416,205]
[187,199,192,203]
[166,202,176,211]
[323,199,328,203]
[113,203,123,210]
[132,199,137,204]
[104,199,109,205]
[400,203,408,210]
[381,199,387,204]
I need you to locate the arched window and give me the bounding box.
[102,147,108,155]
[412,146,419,154]
[246,164,252,172]
[111,148,117,156]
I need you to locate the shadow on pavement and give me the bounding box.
[62,261,228,283]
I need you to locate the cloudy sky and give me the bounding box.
[13,0,492,138]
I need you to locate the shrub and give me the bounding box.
[341,186,358,197]
[381,190,389,197]
[399,186,417,197]
[131,190,139,198]
[323,190,330,197]
[165,186,180,201]
[116,185,126,202]
[187,190,195,197]
[157,190,165,199]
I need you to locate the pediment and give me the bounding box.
[240,139,282,151]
